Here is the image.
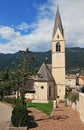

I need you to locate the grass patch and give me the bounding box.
[27,102,53,116]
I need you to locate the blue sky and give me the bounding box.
[0,0,84,53]
[0,0,45,25]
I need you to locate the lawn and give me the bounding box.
[27,102,53,116]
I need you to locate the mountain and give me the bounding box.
[0,47,84,73]
[65,47,84,73]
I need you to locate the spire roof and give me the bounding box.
[53,6,64,38]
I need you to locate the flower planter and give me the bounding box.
[9,126,27,130]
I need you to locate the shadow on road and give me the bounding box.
[28,110,38,129]
[35,115,69,122]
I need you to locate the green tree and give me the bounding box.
[0,67,16,99]
[13,48,35,105]
[0,82,4,100]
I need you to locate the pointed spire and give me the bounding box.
[53,6,64,38]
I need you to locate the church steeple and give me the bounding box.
[53,6,64,38]
[52,6,65,100]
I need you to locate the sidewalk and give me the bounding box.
[0,102,12,130]
[28,103,84,130]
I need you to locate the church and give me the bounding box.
[25,7,66,102]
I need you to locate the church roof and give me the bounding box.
[53,6,64,38]
[46,64,52,72]
[35,63,54,81]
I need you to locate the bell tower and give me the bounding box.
[52,6,65,100]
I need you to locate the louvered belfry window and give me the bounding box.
[56,42,61,52]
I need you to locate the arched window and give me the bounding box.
[56,42,61,52]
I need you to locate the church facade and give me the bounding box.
[33,7,66,102]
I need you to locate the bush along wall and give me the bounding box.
[69,92,79,103]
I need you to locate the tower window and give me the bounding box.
[56,42,61,52]
[57,35,59,38]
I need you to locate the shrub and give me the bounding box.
[3,97,21,105]
[69,92,79,103]
[65,87,72,99]
[11,105,28,127]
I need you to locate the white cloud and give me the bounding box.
[0,0,84,53]
[0,26,20,40]
[56,0,84,47]
[16,22,30,32]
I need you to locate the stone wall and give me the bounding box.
[79,93,84,123]
[67,93,84,123]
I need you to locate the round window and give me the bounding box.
[41,86,44,89]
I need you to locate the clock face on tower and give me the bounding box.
[56,53,61,58]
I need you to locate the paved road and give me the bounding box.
[0,102,12,130]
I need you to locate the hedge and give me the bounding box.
[11,105,29,127]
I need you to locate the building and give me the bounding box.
[34,63,55,102]
[65,75,76,89]
[52,6,65,100]
[33,6,65,102]
[79,75,84,87]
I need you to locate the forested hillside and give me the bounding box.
[0,47,84,73]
